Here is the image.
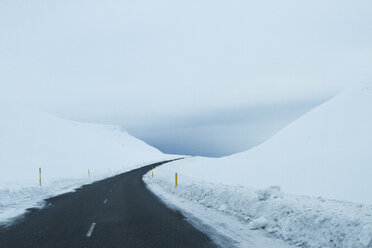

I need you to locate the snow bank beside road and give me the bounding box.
[145,172,372,248]
[0,178,90,224]
[0,99,175,223]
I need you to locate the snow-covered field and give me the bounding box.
[0,99,176,224]
[145,84,372,248]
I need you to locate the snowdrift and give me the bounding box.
[0,99,174,222]
[145,174,372,248]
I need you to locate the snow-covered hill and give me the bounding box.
[155,84,372,204]
[147,84,372,248]
[0,99,175,222]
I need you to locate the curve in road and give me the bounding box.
[0,160,217,248]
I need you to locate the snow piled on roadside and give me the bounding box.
[145,172,372,248]
[0,99,176,224]
[0,178,89,224]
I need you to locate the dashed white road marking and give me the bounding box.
[104,199,108,204]
[86,222,96,238]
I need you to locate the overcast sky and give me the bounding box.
[1,0,371,156]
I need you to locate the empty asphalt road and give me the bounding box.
[0,160,217,248]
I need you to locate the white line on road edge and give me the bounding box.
[86,222,96,237]
[104,199,108,204]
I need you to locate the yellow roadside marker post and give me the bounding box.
[152,170,154,177]
[175,173,178,187]
[39,168,42,187]
[88,169,91,179]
